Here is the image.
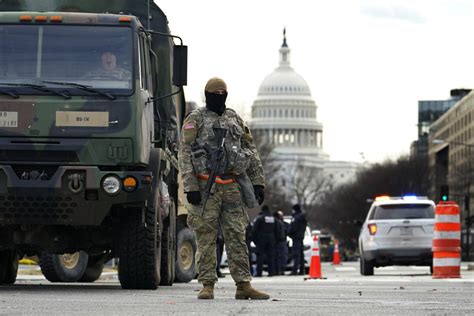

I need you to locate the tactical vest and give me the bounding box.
[190,108,251,175]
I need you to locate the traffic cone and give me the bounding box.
[308,235,323,279]
[332,242,341,265]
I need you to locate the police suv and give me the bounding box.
[358,196,435,275]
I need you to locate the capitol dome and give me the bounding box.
[250,30,328,168]
[258,68,312,97]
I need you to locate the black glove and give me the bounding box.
[253,185,265,205]
[186,191,202,205]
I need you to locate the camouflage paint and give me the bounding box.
[0,10,159,226]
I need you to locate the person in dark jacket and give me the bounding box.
[252,205,276,277]
[288,204,307,275]
[216,225,225,278]
[273,211,288,275]
[245,223,254,276]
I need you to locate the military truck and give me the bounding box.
[0,0,196,289]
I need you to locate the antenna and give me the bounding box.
[147,0,151,29]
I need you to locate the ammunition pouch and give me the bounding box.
[191,143,209,174]
[226,147,251,175]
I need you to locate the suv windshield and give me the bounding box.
[370,204,434,220]
[0,25,133,93]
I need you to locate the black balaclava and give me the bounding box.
[205,91,227,115]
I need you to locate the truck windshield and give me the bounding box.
[371,204,435,220]
[0,25,133,94]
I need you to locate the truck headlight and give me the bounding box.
[102,175,121,195]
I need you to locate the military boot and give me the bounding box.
[235,282,270,300]
[197,283,214,299]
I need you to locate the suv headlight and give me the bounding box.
[102,175,121,195]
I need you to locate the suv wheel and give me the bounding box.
[360,257,374,276]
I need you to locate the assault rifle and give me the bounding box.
[201,127,228,216]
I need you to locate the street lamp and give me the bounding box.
[433,139,474,147]
[432,138,473,260]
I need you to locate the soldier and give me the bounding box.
[178,77,269,300]
[84,51,131,80]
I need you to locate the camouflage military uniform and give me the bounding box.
[178,107,265,285]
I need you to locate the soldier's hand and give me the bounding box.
[253,185,265,205]
[186,191,202,205]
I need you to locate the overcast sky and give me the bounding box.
[156,0,474,163]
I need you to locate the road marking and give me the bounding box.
[376,267,396,271]
[411,266,430,270]
[335,267,356,271]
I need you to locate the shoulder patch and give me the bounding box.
[184,122,196,130]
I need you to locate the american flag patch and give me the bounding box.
[184,122,195,130]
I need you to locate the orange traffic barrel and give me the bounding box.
[432,201,461,278]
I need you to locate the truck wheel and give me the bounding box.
[360,257,374,276]
[39,251,88,282]
[160,199,176,286]
[0,250,19,285]
[118,206,162,289]
[80,262,104,282]
[174,227,196,283]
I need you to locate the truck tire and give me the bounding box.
[360,257,374,276]
[118,205,162,289]
[160,199,176,286]
[0,250,19,285]
[174,227,196,283]
[80,262,104,283]
[39,251,88,282]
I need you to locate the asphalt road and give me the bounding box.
[1,262,473,315]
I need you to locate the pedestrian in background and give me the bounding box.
[288,204,307,275]
[245,223,255,276]
[178,77,269,300]
[252,205,276,277]
[216,225,225,278]
[274,211,288,275]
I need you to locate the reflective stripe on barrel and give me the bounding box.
[435,214,460,223]
[432,202,461,253]
[432,252,461,278]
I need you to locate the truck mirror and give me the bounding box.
[173,45,187,87]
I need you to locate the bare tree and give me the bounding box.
[288,160,333,209]
[250,129,291,214]
[310,154,431,250]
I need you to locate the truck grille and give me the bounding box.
[0,195,77,224]
[0,150,79,162]
[11,165,59,181]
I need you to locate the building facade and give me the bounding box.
[428,91,473,260]
[411,89,471,157]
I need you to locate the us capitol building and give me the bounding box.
[249,31,360,191]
